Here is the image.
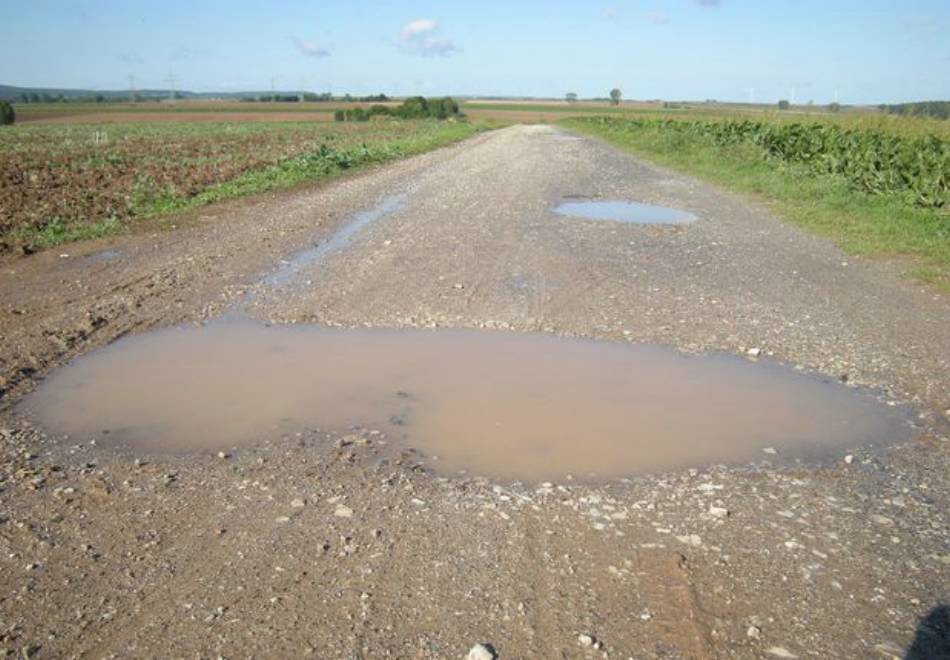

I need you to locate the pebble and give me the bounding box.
[844,454,854,465]
[466,643,496,660]
[709,505,729,518]
[676,534,702,547]
[291,498,306,508]
[334,505,354,518]
[762,447,777,455]
[578,633,595,647]
[765,648,798,658]
[747,347,762,357]
[747,625,761,639]
[275,516,290,524]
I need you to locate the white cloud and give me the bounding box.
[648,12,670,25]
[401,18,458,57]
[402,18,438,41]
[292,37,330,58]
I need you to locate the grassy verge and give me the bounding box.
[563,117,949,291]
[7,120,480,250]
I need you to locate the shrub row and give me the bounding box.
[334,96,460,123]
[576,117,948,208]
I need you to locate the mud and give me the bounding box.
[21,322,908,479]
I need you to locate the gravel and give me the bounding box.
[0,125,947,658]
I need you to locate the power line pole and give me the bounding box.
[128,74,136,103]
[748,87,755,104]
[166,72,176,102]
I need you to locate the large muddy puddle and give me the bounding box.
[21,323,909,480]
[554,200,696,225]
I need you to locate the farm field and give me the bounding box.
[0,118,478,250]
[564,116,950,288]
[464,100,950,138]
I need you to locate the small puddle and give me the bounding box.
[20,323,909,481]
[554,200,696,225]
[84,249,122,264]
[265,195,406,288]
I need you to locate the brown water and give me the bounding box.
[20,322,908,480]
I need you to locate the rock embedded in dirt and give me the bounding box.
[334,504,353,518]
[466,643,497,660]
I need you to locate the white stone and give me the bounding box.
[466,644,496,660]
[334,505,354,518]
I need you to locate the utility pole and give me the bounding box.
[834,88,839,104]
[748,87,755,104]
[166,72,176,102]
[128,74,136,103]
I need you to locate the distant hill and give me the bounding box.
[0,84,310,103]
[0,84,397,104]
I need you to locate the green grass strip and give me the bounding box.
[564,117,949,291]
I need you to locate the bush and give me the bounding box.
[0,101,14,126]
[828,102,841,113]
[334,97,461,122]
[778,100,791,110]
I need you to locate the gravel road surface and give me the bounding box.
[1,124,947,659]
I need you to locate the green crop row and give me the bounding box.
[575,117,948,208]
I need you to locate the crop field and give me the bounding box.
[464,100,950,139]
[12,100,401,124]
[565,115,950,287]
[0,119,478,250]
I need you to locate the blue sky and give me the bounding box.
[2,0,948,103]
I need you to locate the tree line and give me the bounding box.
[334,97,460,122]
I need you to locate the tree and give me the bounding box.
[565,92,578,103]
[777,99,790,110]
[828,102,841,113]
[609,88,622,106]
[0,101,15,126]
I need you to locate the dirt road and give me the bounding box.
[1,125,948,658]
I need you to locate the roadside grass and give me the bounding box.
[6,120,480,250]
[563,117,950,291]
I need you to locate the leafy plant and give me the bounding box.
[0,101,14,125]
[570,116,948,208]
